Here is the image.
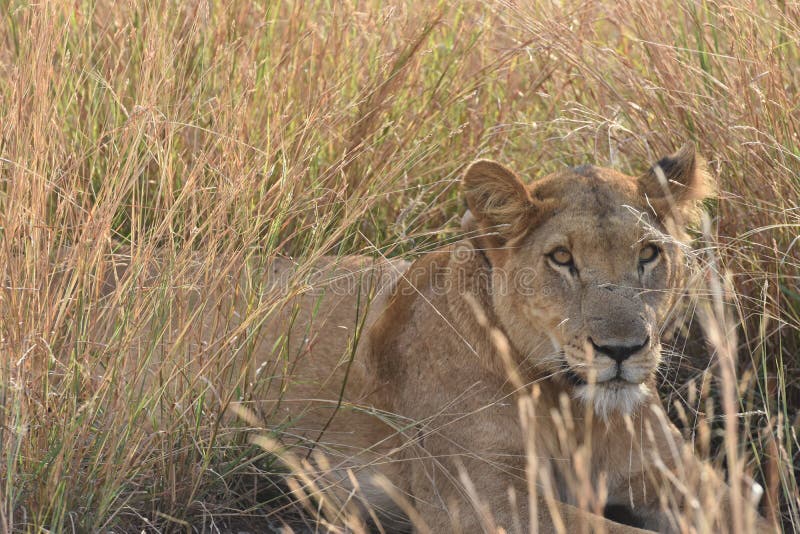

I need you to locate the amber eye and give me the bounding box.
[548,248,574,267]
[638,244,660,264]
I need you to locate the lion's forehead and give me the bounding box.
[531,166,643,211]
[527,168,665,247]
[534,207,657,253]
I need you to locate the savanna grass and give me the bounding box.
[0,0,797,531]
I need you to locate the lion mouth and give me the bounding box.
[556,349,654,417]
[601,376,639,388]
[562,368,643,388]
[573,381,650,419]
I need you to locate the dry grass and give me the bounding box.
[0,0,797,531]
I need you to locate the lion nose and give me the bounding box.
[590,336,649,363]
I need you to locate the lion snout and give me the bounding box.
[589,336,649,364]
[570,334,657,385]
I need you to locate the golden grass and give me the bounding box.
[0,0,797,531]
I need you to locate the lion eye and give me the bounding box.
[548,248,574,267]
[638,244,660,264]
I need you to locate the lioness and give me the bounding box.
[235,144,769,533]
[115,145,767,532]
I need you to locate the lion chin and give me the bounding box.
[573,381,651,420]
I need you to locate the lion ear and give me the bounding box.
[462,159,533,241]
[639,143,715,224]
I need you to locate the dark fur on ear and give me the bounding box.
[639,143,715,224]
[462,160,533,242]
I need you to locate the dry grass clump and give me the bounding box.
[0,0,797,531]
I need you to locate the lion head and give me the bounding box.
[462,145,713,417]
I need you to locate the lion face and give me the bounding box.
[463,145,712,417]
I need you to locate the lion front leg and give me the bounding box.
[617,463,776,533]
[611,461,773,533]
[406,431,653,534]
[604,404,775,533]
